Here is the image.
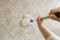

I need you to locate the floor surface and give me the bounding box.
[0,0,60,40]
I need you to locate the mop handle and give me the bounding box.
[42,16,49,20]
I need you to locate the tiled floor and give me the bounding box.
[0,0,60,40]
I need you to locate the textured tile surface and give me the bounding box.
[0,0,60,40]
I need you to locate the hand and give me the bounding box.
[37,16,52,39]
[49,7,60,22]
[37,16,43,26]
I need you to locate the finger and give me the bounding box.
[49,9,55,15]
[49,14,59,21]
[37,16,42,21]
